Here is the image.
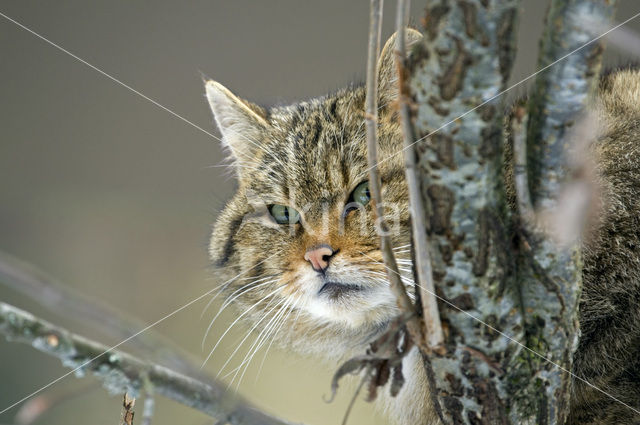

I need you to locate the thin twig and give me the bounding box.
[340,371,368,425]
[120,393,136,425]
[0,302,295,425]
[511,107,535,226]
[141,393,154,425]
[365,0,424,351]
[140,375,155,425]
[394,0,444,352]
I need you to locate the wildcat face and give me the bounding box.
[207,33,421,357]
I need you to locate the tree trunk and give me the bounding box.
[406,0,614,423]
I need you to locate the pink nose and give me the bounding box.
[304,245,335,273]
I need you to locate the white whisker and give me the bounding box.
[201,278,279,349]
[255,299,302,383]
[201,285,284,368]
[232,297,298,390]
[215,295,287,380]
[200,274,276,320]
[392,244,412,250]
[228,298,292,382]
[220,277,278,311]
[204,163,262,172]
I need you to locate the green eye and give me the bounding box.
[350,181,371,206]
[269,204,301,224]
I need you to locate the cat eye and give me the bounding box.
[269,204,301,224]
[350,181,371,206]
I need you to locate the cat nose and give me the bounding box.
[304,244,335,273]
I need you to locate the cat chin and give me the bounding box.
[290,268,400,329]
[301,286,398,329]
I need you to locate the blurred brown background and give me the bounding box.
[1,1,639,424]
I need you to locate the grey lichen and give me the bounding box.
[406,0,615,423]
[408,1,522,422]
[520,0,615,423]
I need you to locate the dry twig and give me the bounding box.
[511,106,535,227]
[394,0,444,352]
[327,315,414,422]
[120,393,135,425]
[364,0,423,352]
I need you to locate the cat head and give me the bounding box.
[206,31,421,358]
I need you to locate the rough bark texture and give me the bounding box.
[408,2,522,423]
[406,0,615,424]
[527,0,615,209]
[0,302,294,425]
[520,1,615,424]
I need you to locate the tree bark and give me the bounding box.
[406,0,615,423]
[519,1,615,424]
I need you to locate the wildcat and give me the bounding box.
[205,30,640,424]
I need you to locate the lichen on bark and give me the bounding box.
[406,0,616,423]
[520,1,616,424]
[408,1,523,423]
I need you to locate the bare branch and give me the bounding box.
[518,1,615,423]
[365,0,424,349]
[511,104,601,245]
[0,250,209,382]
[394,0,444,352]
[526,0,614,209]
[0,302,296,425]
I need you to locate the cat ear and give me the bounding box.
[205,80,269,162]
[377,29,423,107]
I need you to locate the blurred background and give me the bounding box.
[1,1,639,424]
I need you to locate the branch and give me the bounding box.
[0,250,209,382]
[394,0,444,352]
[0,302,296,425]
[526,0,614,210]
[518,2,616,423]
[365,0,423,348]
[0,250,299,423]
